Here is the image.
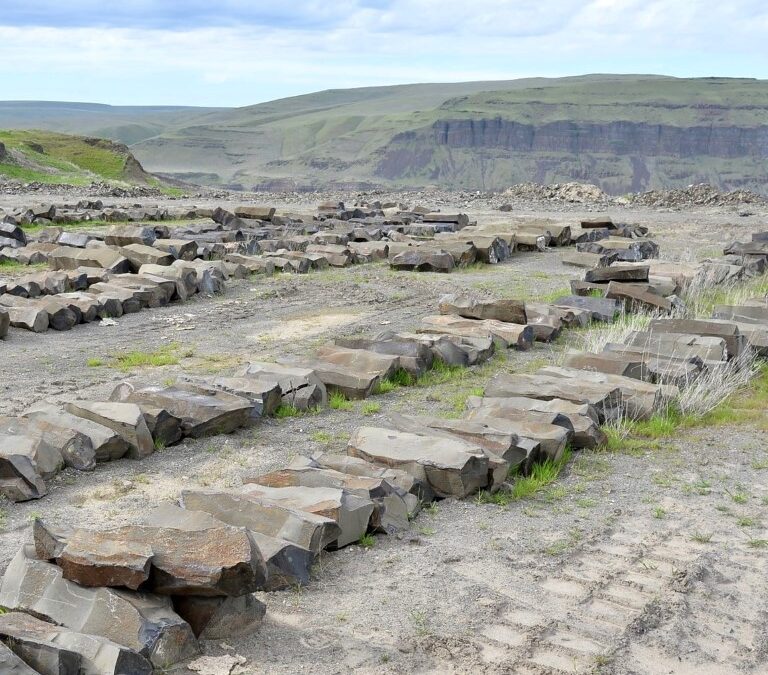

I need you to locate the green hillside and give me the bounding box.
[3,75,768,193]
[0,129,159,185]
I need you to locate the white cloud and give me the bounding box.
[0,1,766,105]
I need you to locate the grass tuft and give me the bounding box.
[329,390,354,411]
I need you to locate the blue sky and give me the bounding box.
[1,0,767,107]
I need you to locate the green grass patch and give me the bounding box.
[361,401,381,415]
[111,343,184,372]
[86,357,104,367]
[358,533,376,549]
[329,390,354,411]
[476,450,572,506]
[274,403,303,419]
[311,431,332,443]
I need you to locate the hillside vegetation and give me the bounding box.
[3,75,768,193]
[0,129,159,186]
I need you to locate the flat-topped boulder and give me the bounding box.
[0,610,153,675]
[104,225,156,247]
[113,384,254,438]
[153,238,198,260]
[306,452,428,510]
[315,344,401,380]
[485,373,622,422]
[3,415,95,472]
[438,294,527,324]
[51,524,266,596]
[176,375,282,418]
[420,315,534,350]
[564,351,647,380]
[295,359,380,400]
[388,331,495,366]
[180,487,341,554]
[49,246,130,273]
[585,265,650,283]
[623,330,728,362]
[0,546,199,668]
[390,248,455,272]
[119,244,175,270]
[63,401,153,459]
[538,366,672,421]
[347,426,489,498]
[466,395,604,450]
[334,336,433,377]
[648,318,747,358]
[144,504,314,591]
[0,295,76,332]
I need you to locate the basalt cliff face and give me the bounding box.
[374,118,768,193]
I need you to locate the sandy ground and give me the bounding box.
[1,196,767,674]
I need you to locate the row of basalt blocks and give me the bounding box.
[0,235,763,673]
[0,259,233,336]
[0,305,765,673]
[0,293,631,673]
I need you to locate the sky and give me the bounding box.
[1,0,767,107]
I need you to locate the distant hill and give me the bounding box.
[0,129,163,187]
[4,75,768,194]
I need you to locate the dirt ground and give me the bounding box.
[1,194,767,674]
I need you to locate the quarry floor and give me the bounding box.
[1,196,767,674]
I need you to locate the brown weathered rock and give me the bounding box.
[144,504,314,591]
[315,344,400,380]
[564,351,647,380]
[49,246,130,273]
[538,365,673,421]
[104,225,156,247]
[296,359,380,400]
[420,315,534,350]
[605,282,672,312]
[0,546,199,668]
[438,294,527,324]
[56,525,267,596]
[334,336,433,377]
[153,238,198,261]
